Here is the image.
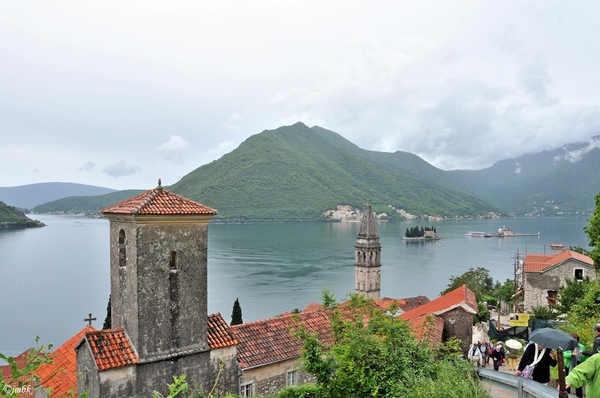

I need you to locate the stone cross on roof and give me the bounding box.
[84,313,97,326]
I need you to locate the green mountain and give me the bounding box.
[449,136,600,215]
[0,182,116,209]
[0,201,45,228]
[33,190,145,214]
[169,122,498,221]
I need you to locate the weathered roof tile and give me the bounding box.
[102,181,216,216]
[208,313,237,349]
[82,328,139,371]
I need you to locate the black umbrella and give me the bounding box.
[528,327,578,398]
[528,328,578,351]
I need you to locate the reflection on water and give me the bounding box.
[0,215,590,357]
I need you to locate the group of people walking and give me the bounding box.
[470,323,600,398]
[468,341,506,371]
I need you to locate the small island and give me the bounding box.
[0,201,45,228]
[402,226,442,241]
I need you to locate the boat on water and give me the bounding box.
[465,231,491,237]
[465,226,540,238]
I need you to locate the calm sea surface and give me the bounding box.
[0,214,591,357]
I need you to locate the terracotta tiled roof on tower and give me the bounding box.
[101,179,217,216]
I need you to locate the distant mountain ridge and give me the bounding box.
[449,135,600,215]
[4,124,599,220]
[0,182,116,209]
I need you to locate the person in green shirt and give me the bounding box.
[565,353,600,398]
[564,333,586,398]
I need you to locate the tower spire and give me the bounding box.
[354,199,381,300]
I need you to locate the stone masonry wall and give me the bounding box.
[240,358,315,397]
[441,307,474,357]
[523,260,596,312]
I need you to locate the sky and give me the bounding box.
[1,1,600,190]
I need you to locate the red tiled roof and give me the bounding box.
[0,349,43,396]
[0,326,98,397]
[231,311,335,370]
[81,328,139,371]
[405,314,445,344]
[102,182,216,216]
[400,284,477,321]
[208,313,237,349]
[232,302,445,370]
[301,302,324,313]
[302,295,430,315]
[524,250,593,273]
[35,325,97,397]
[374,298,408,311]
[0,349,33,380]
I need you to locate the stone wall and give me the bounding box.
[441,307,474,356]
[240,358,315,397]
[108,216,211,362]
[523,260,597,312]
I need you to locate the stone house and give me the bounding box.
[521,249,595,312]
[75,182,238,397]
[400,284,478,356]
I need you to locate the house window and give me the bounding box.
[170,251,178,271]
[286,370,298,387]
[240,383,253,397]
[83,368,90,391]
[574,268,584,281]
[547,290,558,305]
[118,230,126,268]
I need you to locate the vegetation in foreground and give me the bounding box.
[286,291,491,398]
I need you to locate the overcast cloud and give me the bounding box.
[1,1,599,190]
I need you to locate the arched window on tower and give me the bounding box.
[118,229,126,268]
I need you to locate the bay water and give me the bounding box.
[0,214,591,358]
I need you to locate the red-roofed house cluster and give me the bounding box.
[4,182,486,397]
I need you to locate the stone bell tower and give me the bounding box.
[101,179,217,362]
[355,199,381,300]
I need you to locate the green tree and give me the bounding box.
[103,294,112,329]
[555,277,591,315]
[441,267,493,302]
[531,305,557,320]
[585,193,600,271]
[559,278,600,353]
[498,278,516,303]
[295,292,491,398]
[231,298,243,326]
[474,302,490,323]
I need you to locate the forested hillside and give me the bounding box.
[0,202,44,228]
[170,122,498,221]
